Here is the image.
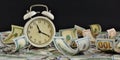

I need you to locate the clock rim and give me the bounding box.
[24,16,56,47]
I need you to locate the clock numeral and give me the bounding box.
[28,30,30,34]
[38,41,41,44]
[34,39,37,43]
[48,24,50,28]
[44,21,46,24]
[29,36,32,39]
[29,25,33,29]
[33,22,36,25]
[38,20,41,23]
[44,39,47,42]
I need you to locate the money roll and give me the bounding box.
[114,36,120,53]
[90,24,102,38]
[2,35,28,53]
[13,35,28,51]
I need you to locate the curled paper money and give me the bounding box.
[107,28,117,39]
[90,24,102,38]
[82,29,95,45]
[13,35,28,52]
[0,31,11,47]
[74,25,85,36]
[2,35,28,53]
[75,37,90,52]
[53,37,79,56]
[114,39,120,53]
[59,28,78,47]
[3,25,23,44]
[53,36,90,56]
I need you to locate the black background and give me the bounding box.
[0,0,120,32]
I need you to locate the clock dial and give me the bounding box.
[24,16,55,47]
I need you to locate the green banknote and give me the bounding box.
[3,25,23,44]
[13,35,29,52]
[53,37,79,56]
[75,37,90,52]
[90,24,102,38]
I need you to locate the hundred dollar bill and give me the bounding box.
[59,28,78,46]
[74,25,85,36]
[114,39,120,53]
[82,29,95,45]
[0,31,11,47]
[53,37,79,56]
[90,24,102,38]
[75,37,90,52]
[0,31,11,40]
[13,35,28,52]
[107,28,117,39]
[3,25,23,44]
[96,38,115,51]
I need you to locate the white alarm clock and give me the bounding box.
[23,4,56,47]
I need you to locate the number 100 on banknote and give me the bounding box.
[96,38,115,51]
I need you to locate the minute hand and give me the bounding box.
[41,32,50,37]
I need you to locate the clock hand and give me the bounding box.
[36,23,41,33]
[41,32,50,37]
[36,23,50,37]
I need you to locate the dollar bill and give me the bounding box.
[74,25,85,36]
[107,28,117,39]
[82,29,95,45]
[96,32,108,39]
[0,31,11,40]
[13,35,28,52]
[59,28,78,46]
[113,55,120,60]
[75,37,90,52]
[53,37,79,56]
[96,38,115,51]
[90,24,102,38]
[3,25,23,44]
[88,57,112,60]
[55,32,60,37]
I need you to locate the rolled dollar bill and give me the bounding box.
[74,25,85,36]
[2,35,28,53]
[3,25,23,44]
[90,24,102,38]
[75,37,90,52]
[59,28,78,46]
[82,29,95,45]
[0,31,11,47]
[107,28,117,39]
[0,31,11,39]
[53,37,79,56]
[13,35,28,51]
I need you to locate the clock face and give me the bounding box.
[24,16,55,47]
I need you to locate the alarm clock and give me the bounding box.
[23,4,56,47]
